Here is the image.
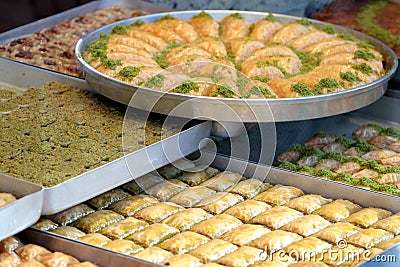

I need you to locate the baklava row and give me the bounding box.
[0,235,99,266]
[277,123,400,196]
[32,159,400,267]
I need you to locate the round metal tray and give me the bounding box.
[76,10,398,122]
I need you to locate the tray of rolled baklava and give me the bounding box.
[21,154,400,267]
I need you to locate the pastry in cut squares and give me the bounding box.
[343,207,392,228]
[312,199,361,223]
[76,233,111,247]
[102,239,143,255]
[133,247,173,264]
[14,244,51,261]
[49,226,86,239]
[168,186,216,207]
[374,235,400,250]
[145,179,188,202]
[195,192,244,214]
[281,215,331,237]
[86,189,131,210]
[188,239,238,263]
[370,213,400,235]
[38,252,80,266]
[282,236,332,261]
[253,185,304,206]
[284,194,332,214]
[126,223,179,247]
[345,228,394,249]
[200,171,243,192]
[162,208,212,231]
[313,222,360,244]
[157,231,210,254]
[110,195,158,217]
[162,254,202,267]
[249,230,303,254]
[229,178,271,199]
[317,244,364,266]
[216,246,268,267]
[250,206,303,230]
[47,204,94,226]
[133,202,184,223]
[158,159,195,179]
[220,224,271,246]
[224,199,271,223]
[99,217,148,239]
[190,214,243,239]
[32,219,58,231]
[73,210,124,233]
[338,247,383,267]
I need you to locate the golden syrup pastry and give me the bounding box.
[249,230,303,254]
[220,224,271,246]
[250,206,303,230]
[195,192,244,214]
[102,239,143,255]
[168,186,216,208]
[281,215,331,237]
[370,213,400,235]
[285,194,333,214]
[162,208,213,232]
[76,233,111,247]
[313,222,361,244]
[253,185,304,206]
[190,214,243,239]
[126,223,179,247]
[345,228,394,249]
[157,231,210,254]
[133,247,173,264]
[343,207,392,228]
[229,179,271,199]
[99,217,148,239]
[282,236,332,261]
[49,226,86,240]
[73,210,124,233]
[216,246,268,267]
[110,195,158,217]
[224,199,272,223]
[188,239,238,264]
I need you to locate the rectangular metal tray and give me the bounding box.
[0,0,172,45]
[23,153,400,266]
[0,174,43,241]
[0,57,212,215]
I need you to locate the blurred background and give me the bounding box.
[0,0,311,33]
